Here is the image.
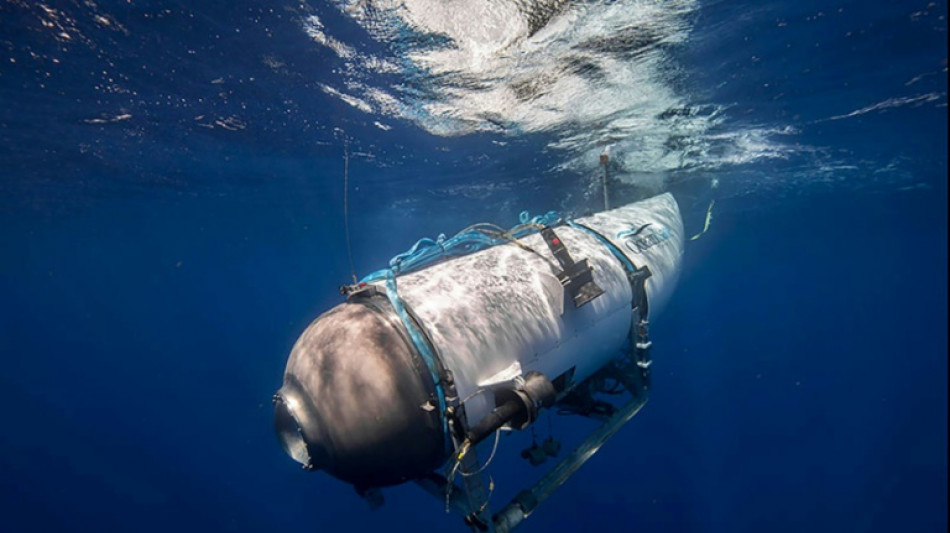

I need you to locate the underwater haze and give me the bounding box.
[1,1,946,532]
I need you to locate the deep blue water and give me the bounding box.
[1,1,946,532]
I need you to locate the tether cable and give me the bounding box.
[343,138,358,284]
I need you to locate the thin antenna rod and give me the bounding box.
[343,138,358,284]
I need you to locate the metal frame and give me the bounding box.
[416,356,650,533]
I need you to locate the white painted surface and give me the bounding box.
[379,193,684,428]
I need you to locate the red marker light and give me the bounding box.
[552,238,560,246]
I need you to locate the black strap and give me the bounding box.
[539,227,605,308]
[628,265,652,319]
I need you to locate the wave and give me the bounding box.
[302,0,794,180]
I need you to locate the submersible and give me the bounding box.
[274,193,684,530]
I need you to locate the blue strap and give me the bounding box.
[382,270,451,452]
[361,210,564,284]
[356,210,567,453]
[568,221,654,362]
[567,221,637,277]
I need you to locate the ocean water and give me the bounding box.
[0,1,946,532]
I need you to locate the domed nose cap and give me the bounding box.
[276,301,446,487]
[273,379,332,471]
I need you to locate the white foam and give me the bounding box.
[302,15,356,59]
[319,83,374,113]
[307,0,797,179]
